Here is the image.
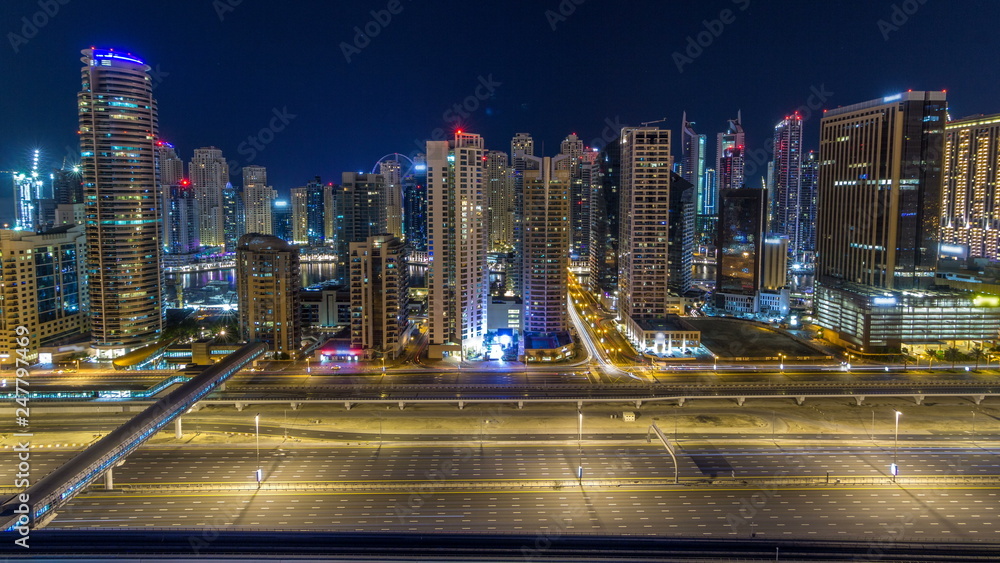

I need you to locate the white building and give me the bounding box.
[426,132,488,358]
[243,165,274,235]
[189,147,229,247]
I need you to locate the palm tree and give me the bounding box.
[921,350,937,368]
[944,346,963,369]
[971,345,985,371]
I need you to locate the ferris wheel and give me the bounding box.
[371,152,417,177]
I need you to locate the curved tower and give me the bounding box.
[79,48,163,358]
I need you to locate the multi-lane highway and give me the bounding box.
[48,483,1000,540]
[3,443,1000,487]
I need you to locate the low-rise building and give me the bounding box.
[624,315,701,356]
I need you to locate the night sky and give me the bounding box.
[2,0,998,193]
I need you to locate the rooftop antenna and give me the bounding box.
[641,117,669,127]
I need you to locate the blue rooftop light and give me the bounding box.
[92,49,145,65]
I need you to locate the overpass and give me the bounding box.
[0,343,266,533]
[16,379,998,413]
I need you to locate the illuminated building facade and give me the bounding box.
[189,147,228,248]
[522,155,571,334]
[79,47,164,357]
[816,91,950,351]
[486,150,515,252]
[941,113,1000,260]
[716,113,745,191]
[164,180,199,254]
[771,113,804,255]
[403,155,428,252]
[243,165,274,235]
[0,225,88,365]
[426,132,487,357]
[236,234,301,358]
[817,91,946,290]
[681,113,710,217]
[618,127,675,322]
[379,160,404,239]
[349,235,409,359]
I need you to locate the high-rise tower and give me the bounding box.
[816,91,946,290]
[716,113,746,191]
[426,132,487,356]
[189,147,228,248]
[618,127,674,321]
[79,47,164,357]
[243,165,273,235]
[941,114,1000,260]
[771,113,804,254]
[485,150,515,252]
[522,155,571,334]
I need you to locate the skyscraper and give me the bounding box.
[336,172,388,267]
[349,235,409,359]
[0,225,88,365]
[290,177,329,247]
[403,154,428,252]
[272,199,292,242]
[509,133,535,297]
[771,113,804,254]
[715,188,767,313]
[797,150,818,259]
[618,127,675,322]
[667,172,695,295]
[189,147,228,248]
[79,47,164,357]
[164,179,199,255]
[222,181,244,251]
[485,150,515,252]
[379,160,404,239]
[236,234,302,358]
[560,133,590,260]
[716,113,746,191]
[522,155,571,334]
[589,139,621,298]
[941,113,1000,260]
[681,113,709,216]
[816,91,946,290]
[426,132,487,357]
[157,141,184,187]
[290,187,309,245]
[243,165,273,235]
[814,91,967,352]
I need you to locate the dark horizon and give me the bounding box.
[2,0,997,193]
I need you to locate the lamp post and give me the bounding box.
[779,354,785,372]
[578,409,584,483]
[254,413,262,485]
[892,410,902,482]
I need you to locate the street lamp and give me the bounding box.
[779,354,785,371]
[712,353,718,372]
[381,356,386,374]
[892,410,902,481]
[254,413,262,484]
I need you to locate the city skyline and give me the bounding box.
[3,0,998,191]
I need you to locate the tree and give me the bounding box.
[921,349,937,368]
[943,346,963,369]
[971,345,985,371]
